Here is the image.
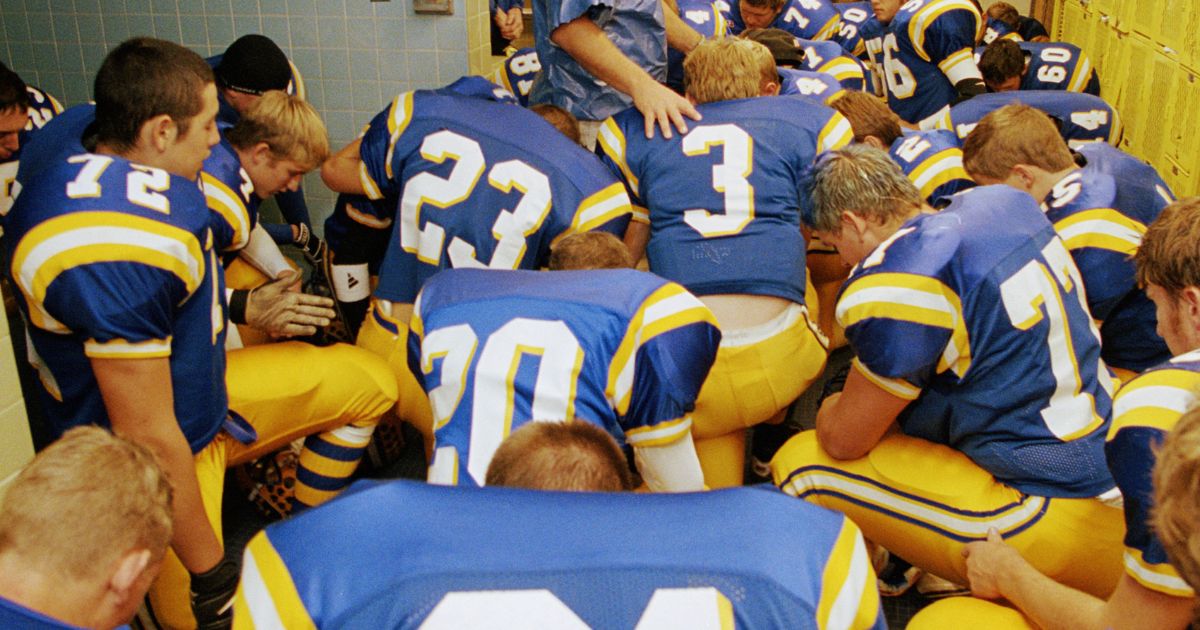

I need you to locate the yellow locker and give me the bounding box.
[1056,0,1088,42]
[1118,0,1164,41]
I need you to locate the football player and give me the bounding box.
[962,104,1171,376]
[598,38,851,487]
[667,0,729,93]
[986,1,1049,42]
[0,61,62,223]
[744,27,869,91]
[4,39,398,630]
[320,82,634,456]
[489,46,541,106]
[233,481,885,628]
[833,1,872,55]
[932,198,1200,630]
[937,89,1121,147]
[860,0,985,128]
[486,420,636,491]
[725,0,843,43]
[772,145,1123,600]
[978,39,1100,96]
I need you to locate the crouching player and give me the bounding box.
[772,145,1124,599]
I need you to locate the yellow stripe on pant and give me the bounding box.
[771,431,1124,599]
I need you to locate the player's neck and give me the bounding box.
[93,141,170,174]
[0,554,103,627]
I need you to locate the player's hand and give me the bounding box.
[631,78,701,140]
[962,528,1021,600]
[190,558,239,630]
[245,270,336,338]
[502,7,524,39]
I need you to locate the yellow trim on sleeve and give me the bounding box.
[233,532,318,630]
[596,117,641,198]
[1124,548,1196,598]
[853,357,922,400]
[1053,208,1146,256]
[1109,368,1200,435]
[84,337,172,359]
[624,416,693,447]
[566,181,634,235]
[819,112,855,152]
[817,520,882,630]
[910,0,981,63]
[906,148,970,199]
[200,171,251,250]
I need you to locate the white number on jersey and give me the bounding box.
[999,238,1103,440]
[894,135,933,162]
[422,317,584,485]
[400,129,553,269]
[1070,109,1108,131]
[792,77,830,95]
[681,124,756,238]
[685,9,712,23]
[879,33,918,99]
[784,6,810,29]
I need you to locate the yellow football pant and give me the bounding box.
[908,597,1035,629]
[692,304,828,488]
[148,341,398,630]
[356,300,435,454]
[772,432,1125,599]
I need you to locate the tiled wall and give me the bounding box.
[1,0,489,222]
[0,302,34,495]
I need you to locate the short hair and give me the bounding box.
[0,61,31,115]
[0,426,173,581]
[978,39,1026,86]
[224,91,329,171]
[1153,402,1200,596]
[802,144,924,233]
[90,37,214,152]
[742,0,786,10]
[531,103,581,146]
[1135,197,1200,296]
[741,28,803,68]
[961,103,1073,182]
[986,2,1021,29]
[685,38,776,105]
[832,91,903,146]
[549,232,634,270]
[486,421,634,491]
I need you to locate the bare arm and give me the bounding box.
[91,357,223,574]
[550,15,701,139]
[623,220,649,264]
[964,529,1195,630]
[662,0,703,54]
[321,138,366,194]
[815,363,911,460]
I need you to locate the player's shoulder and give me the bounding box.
[1111,349,1200,431]
[201,137,244,183]
[890,128,962,159]
[1044,168,1117,215]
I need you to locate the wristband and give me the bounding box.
[228,288,252,325]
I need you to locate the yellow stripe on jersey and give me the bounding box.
[84,337,172,359]
[906,148,970,199]
[813,14,842,42]
[818,112,855,152]
[12,211,205,333]
[1068,55,1094,93]
[200,171,252,251]
[233,533,318,630]
[854,357,921,400]
[608,283,718,414]
[1125,548,1196,597]
[408,294,426,338]
[1109,368,1200,436]
[383,91,416,184]
[817,58,865,86]
[780,466,1049,539]
[631,204,651,225]
[910,0,981,63]
[287,59,307,100]
[1108,106,1124,146]
[1053,208,1146,256]
[565,181,634,235]
[837,272,972,377]
[937,47,983,85]
[625,416,693,447]
[714,6,728,37]
[817,520,881,630]
[596,118,642,198]
[345,200,393,230]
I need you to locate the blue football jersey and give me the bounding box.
[981,17,1022,45]
[0,85,62,222]
[409,268,721,486]
[489,47,542,107]
[778,67,846,105]
[358,88,633,304]
[836,185,1115,498]
[1040,146,1171,372]
[667,0,729,93]
[861,0,983,127]
[888,128,974,206]
[323,193,394,275]
[939,90,1122,147]
[833,1,872,56]
[796,37,869,91]
[529,0,667,120]
[5,152,228,453]
[1107,350,1200,597]
[598,97,853,303]
[975,41,1099,95]
[200,136,257,256]
[725,0,842,42]
[235,481,886,629]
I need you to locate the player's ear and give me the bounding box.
[1179,286,1200,323]
[1009,164,1036,191]
[840,210,867,238]
[761,81,780,97]
[140,114,176,153]
[863,136,887,150]
[108,548,152,601]
[251,142,275,166]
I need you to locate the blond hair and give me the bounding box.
[486,420,634,491]
[1135,197,1200,296]
[0,426,173,581]
[685,38,776,105]
[549,232,634,270]
[225,90,330,170]
[961,103,1073,182]
[1153,401,1200,600]
[832,91,903,146]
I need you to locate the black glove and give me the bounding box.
[190,558,239,630]
[818,359,852,407]
[293,222,326,265]
[952,78,986,104]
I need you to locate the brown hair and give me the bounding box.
[685,38,776,104]
[0,426,173,581]
[961,103,1073,182]
[90,37,214,151]
[549,232,635,270]
[1153,401,1200,600]
[225,90,330,171]
[486,420,634,491]
[1136,197,1200,296]
[978,39,1026,86]
[986,2,1020,29]
[531,103,582,146]
[0,61,31,115]
[832,91,903,146]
